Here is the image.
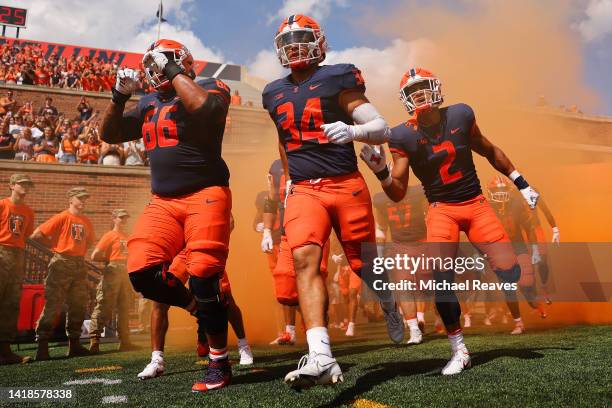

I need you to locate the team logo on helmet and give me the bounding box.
[143,39,195,90]
[399,68,443,115]
[274,14,328,69]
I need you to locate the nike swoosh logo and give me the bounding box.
[309,84,321,90]
[451,128,460,134]
[205,199,218,204]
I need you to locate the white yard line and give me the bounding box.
[102,395,128,404]
[63,378,123,386]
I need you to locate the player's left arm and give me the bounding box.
[470,124,539,208]
[321,90,391,145]
[536,196,560,242]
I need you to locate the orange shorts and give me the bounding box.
[127,186,232,278]
[267,244,279,272]
[169,250,232,295]
[283,172,375,274]
[426,195,516,271]
[273,236,330,306]
[339,265,361,296]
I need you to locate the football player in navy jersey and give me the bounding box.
[361,68,540,376]
[262,14,403,388]
[99,39,233,392]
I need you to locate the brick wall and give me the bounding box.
[0,160,150,235]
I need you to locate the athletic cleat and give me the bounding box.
[270,332,295,346]
[345,323,355,337]
[511,323,524,335]
[381,302,404,343]
[197,341,210,358]
[238,344,254,366]
[464,314,472,328]
[406,328,423,345]
[284,352,343,389]
[192,358,232,392]
[138,358,165,380]
[441,347,471,375]
[418,320,426,335]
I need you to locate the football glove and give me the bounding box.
[321,121,355,144]
[332,254,344,265]
[142,50,169,74]
[261,228,274,253]
[112,69,139,104]
[552,227,560,244]
[520,186,539,209]
[359,144,387,173]
[255,222,265,233]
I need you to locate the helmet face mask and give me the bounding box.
[487,176,511,204]
[488,189,510,203]
[275,15,327,69]
[399,77,443,115]
[143,40,195,90]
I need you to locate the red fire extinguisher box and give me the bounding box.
[17,284,45,332]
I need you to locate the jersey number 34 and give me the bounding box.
[276,98,327,151]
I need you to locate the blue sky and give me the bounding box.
[4,0,612,114]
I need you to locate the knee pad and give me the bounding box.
[129,264,193,308]
[189,275,228,336]
[433,270,461,328]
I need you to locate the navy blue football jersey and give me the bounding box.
[123,78,231,197]
[262,64,365,181]
[388,103,482,203]
[373,186,427,243]
[492,191,536,254]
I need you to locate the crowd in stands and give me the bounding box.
[0,91,147,166]
[0,43,153,94]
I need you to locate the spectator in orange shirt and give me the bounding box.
[79,134,100,164]
[33,127,58,162]
[31,187,96,360]
[0,174,35,365]
[231,90,242,106]
[89,209,138,353]
[59,128,80,164]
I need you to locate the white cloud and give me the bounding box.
[1,0,224,62]
[268,0,347,25]
[578,0,612,41]
[247,49,288,82]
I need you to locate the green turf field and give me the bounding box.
[1,324,610,407]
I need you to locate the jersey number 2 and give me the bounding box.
[432,140,463,184]
[277,98,326,151]
[143,105,178,150]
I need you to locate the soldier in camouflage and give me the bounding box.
[31,187,95,360]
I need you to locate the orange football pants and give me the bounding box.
[169,250,231,294]
[283,171,375,274]
[426,195,516,271]
[127,186,232,279]
[274,236,329,305]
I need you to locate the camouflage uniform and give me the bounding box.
[89,261,134,340]
[0,245,25,342]
[35,253,89,340]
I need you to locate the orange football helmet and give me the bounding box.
[143,39,195,90]
[487,175,511,203]
[274,14,327,69]
[399,68,443,114]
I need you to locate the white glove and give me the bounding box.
[359,144,387,174]
[520,186,539,209]
[261,228,274,253]
[142,50,169,75]
[531,244,542,265]
[283,179,292,208]
[321,121,356,144]
[552,227,560,244]
[114,68,140,96]
[332,254,344,265]
[255,222,264,233]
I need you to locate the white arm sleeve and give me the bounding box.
[351,102,391,144]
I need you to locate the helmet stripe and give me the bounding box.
[409,68,416,77]
[288,15,296,25]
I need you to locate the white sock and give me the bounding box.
[448,329,466,352]
[237,338,249,348]
[514,317,523,324]
[306,327,332,357]
[417,312,425,322]
[406,318,419,331]
[286,325,296,337]
[347,322,355,330]
[152,350,164,361]
[209,347,228,361]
